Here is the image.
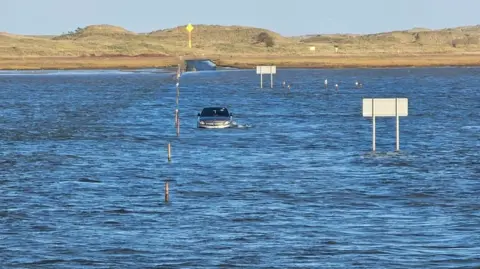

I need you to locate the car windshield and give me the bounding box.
[201,107,230,117]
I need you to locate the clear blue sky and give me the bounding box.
[2,0,479,36]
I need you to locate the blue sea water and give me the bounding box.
[0,67,479,268]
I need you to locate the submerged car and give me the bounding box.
[197,107,234,129]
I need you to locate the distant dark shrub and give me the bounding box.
[256,32,275,47]
[256,32,270,43]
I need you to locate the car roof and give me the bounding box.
[202,107,228,110]
[199,107,231,117]
[201,107,230,112]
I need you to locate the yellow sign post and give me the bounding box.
[186,23,194,48]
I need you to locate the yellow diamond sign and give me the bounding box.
[186,23,194,33]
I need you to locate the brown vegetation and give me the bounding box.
[1,24,480,69]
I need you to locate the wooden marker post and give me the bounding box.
[176,86,179,105]
[175,109,179,128]
[176,118,180,137]
[167,143,171,162]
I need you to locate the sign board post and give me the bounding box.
[270,72,273,89]
[372,99,376,151]
[362,98,408,152]
[185,23,194,48]
[395,98,400,151]
[256,66,276,89]
[260,68,263,88]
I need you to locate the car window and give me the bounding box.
[201,108,230,117]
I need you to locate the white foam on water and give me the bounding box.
[231,122,252,129]
[461,125,480,131]
[361,151,406,159]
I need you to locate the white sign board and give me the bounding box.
[362,98,409,152]
[256,66,276,74]
[362,98,408,117]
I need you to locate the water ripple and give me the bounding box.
[1,68,479,268]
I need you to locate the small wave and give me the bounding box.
[461,125,480,131]
[231,122,252,129]
[367,194,393,199]
[132,136,150,141]
[134,174,156,180]
[78,178,102,183]
[103,220,121,225]
[406,192,436,198]
[407,201,433,207]
[105,208,131,214]
[70,259,104,266]
[176,190,224,198]
[0,159,17,167]
[1,211,28,219]
[23,259,65,265]
[362,151,405,159]
[32,225,55,232]
[387,161,412,167]
[231,217,264,222]
[233,237,249,242]
[64,154,81,159]
[100,248,153,254]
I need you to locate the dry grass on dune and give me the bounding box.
[0,56,180,70]
[53,25,136,40]
[213,54,480,69]
[0,24,298,58]
[2,54,480,70]
[2,23,478,57]
[1,23,480,69]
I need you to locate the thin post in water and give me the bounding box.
[175,109,179,128]
[167,143,171,162]
[176,86,179,105]
[176,118,180,137]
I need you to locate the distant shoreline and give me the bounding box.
[1,54,480,70]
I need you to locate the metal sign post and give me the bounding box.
[270,72,273,89]
[395,98,400,151]
[372,98,376,151]
[362,98,408,152]
[256,66,276,89]
[260,69,263,88]
[185,23,194,48]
